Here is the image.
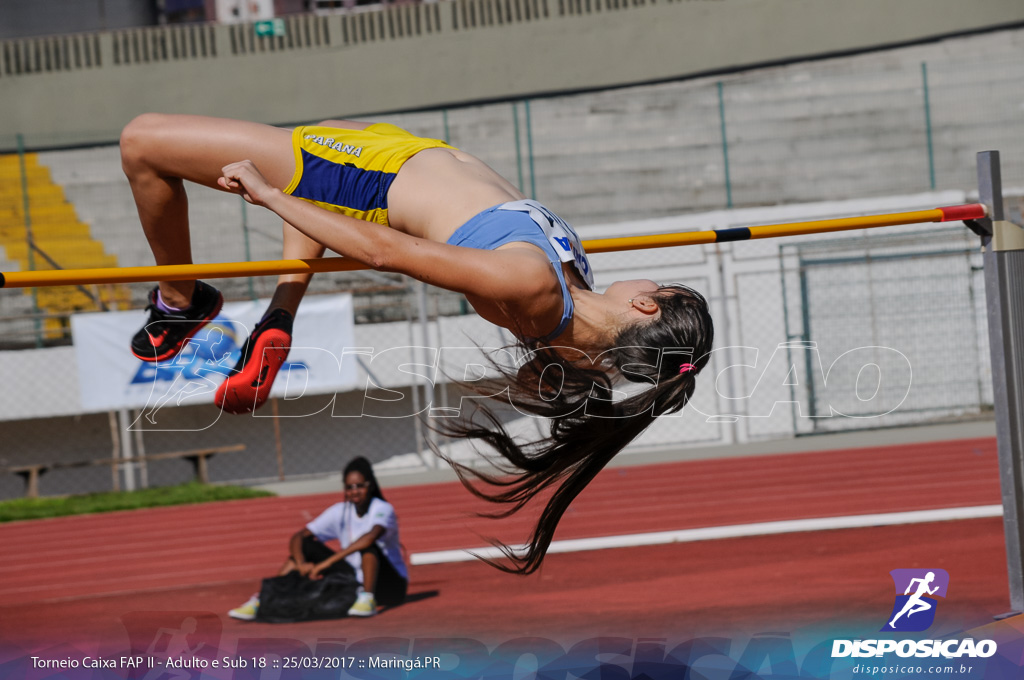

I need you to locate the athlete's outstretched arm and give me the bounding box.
[219,160,560,331]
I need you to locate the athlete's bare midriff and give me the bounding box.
[386,147,526,242]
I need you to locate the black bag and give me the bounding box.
[255,565,361,623]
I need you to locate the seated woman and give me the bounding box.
[229,456,407,620]
[122,114,714,574]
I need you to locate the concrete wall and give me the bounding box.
[1,0,1023,146]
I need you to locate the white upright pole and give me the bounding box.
[118,408,136,491]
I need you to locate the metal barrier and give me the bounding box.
[0,204,989,288]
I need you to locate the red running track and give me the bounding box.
[0,436,1009,649]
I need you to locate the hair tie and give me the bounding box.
[679,363,696,375]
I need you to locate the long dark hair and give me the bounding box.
[344,455,385,502]
[438,284,713,574]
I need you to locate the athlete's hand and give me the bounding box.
[309,562,328,581]
[219,160,276,207]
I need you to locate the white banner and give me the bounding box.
[71,294,357,415]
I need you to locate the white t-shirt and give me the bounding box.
[305,497,408,583]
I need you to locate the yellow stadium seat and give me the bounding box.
[1,152,130,328]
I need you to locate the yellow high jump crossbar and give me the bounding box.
[0,204,987,289]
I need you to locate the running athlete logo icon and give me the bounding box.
[882,569,950,632]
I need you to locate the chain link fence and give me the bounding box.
[781,227,990,433]
[0,40,1020,499]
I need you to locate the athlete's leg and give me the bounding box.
[213,120,375,412]
[346,548,381,616]
[215,220,333,414]
[267,224,327,315]
[360,549,381,594]
[889,602,914,626]
[120,113,296,306]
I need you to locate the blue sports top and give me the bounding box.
[446,200,595,342]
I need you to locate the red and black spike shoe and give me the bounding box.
[214,308,293,414]
[130,281,224,362]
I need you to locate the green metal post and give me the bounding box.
[779,248,800,435]
[717,81,733,209]
[512,102,524,192]
[16,133,44,348]
[921,62,936,190]
[442,108,451,145]
[240,197,257,301]
[798,266,818,423]
[525,99,537,199]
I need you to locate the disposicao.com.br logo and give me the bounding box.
[832,569,997,660]
[884,568,949,633]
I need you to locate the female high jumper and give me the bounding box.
[122,113,714,574]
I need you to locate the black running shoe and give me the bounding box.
[130,281,224,362]
[215,308,293,414]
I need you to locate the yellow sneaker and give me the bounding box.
[347,591,377,617]
[228,595,259,621]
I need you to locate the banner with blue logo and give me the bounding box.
[71,294,356,413]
